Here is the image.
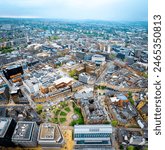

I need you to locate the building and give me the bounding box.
[38,123,64,149]
[23,78,39,94]
[0,86,10,104]
[74,124,112,149]
[79,72,90,84]
[0,107,6,117]
[92,54,106,65]
[0,117,17,147]
[129,136,146,146]
[3,65,23,80]
[12,121,38,147]
[54,77,73,89]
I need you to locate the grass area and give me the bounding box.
[70,102,84,126]
[60,111,67,116]
[60,101,68,107]
[51,118,58,123]
[60,118,66,123]
[54,109,60,116]
[64,107,71,112]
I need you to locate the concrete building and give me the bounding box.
[129,136,146,146]
[12,121,38,147]
[92,54,106,65]
[0,117,17,147]
[0,86,10,104]
[23,78,39,94]
[74,124,112,149]
[38,123,64,149]
[79,72,90,84]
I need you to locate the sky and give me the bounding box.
[0,0,148,21]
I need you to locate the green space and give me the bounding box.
[70,102,84,126]
[59,118,66,123]
[65,107,71,112]
[96,85,106,90]
[36,104,43,114]
[48,36,59,41]
[0,47,14,54]
[142,73,148,79]
[128,92,134,105]
[111,120,118,127]
[60,111,67,116]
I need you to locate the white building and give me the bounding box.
[92,54,106,65]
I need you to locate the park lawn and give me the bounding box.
[60,118,66,123]
[64,107,71,112]
[60,111,67,116]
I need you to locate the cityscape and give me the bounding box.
[0,1,148,150]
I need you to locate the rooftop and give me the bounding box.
[0,117,12,138]
[74,124,112,134]
[38,123,63,143]
[12,121,35,141]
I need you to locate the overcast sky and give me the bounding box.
[0,0,148,21]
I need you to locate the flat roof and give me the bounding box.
[38,123,62,142]
[0,117,12,138]
[74,125,112,134]
[54,77,72,85]
[12,121,35,141]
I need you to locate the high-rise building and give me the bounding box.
[3,65,23,80]
[74,124,113,149]
[12,121,38,147]
[0,117,17,147]
[38,123,64,149]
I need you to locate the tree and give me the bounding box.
[69,69,77,77]
[36,104,43,114]
[111,120,118,127]
[127,146,135,150]
[120,145,124,150]
[128,92,134,105]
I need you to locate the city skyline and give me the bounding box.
[0,0,148,21]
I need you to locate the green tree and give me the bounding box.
[36,104,43,114]
[120,145,124,150]
[111,120,118,127]
[127,146,135,150]
[69,69,77,77]
[128,92,134,105]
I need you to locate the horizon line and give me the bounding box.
[0,16,148,22]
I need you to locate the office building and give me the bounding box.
[12,121,38,147]
[23,78,39,94]
[79,72,90,84]
[3,65,23,80]
[74,124,112,149]
[0,117,17,147]
[92,54,106,65]
[38,123,64,149]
